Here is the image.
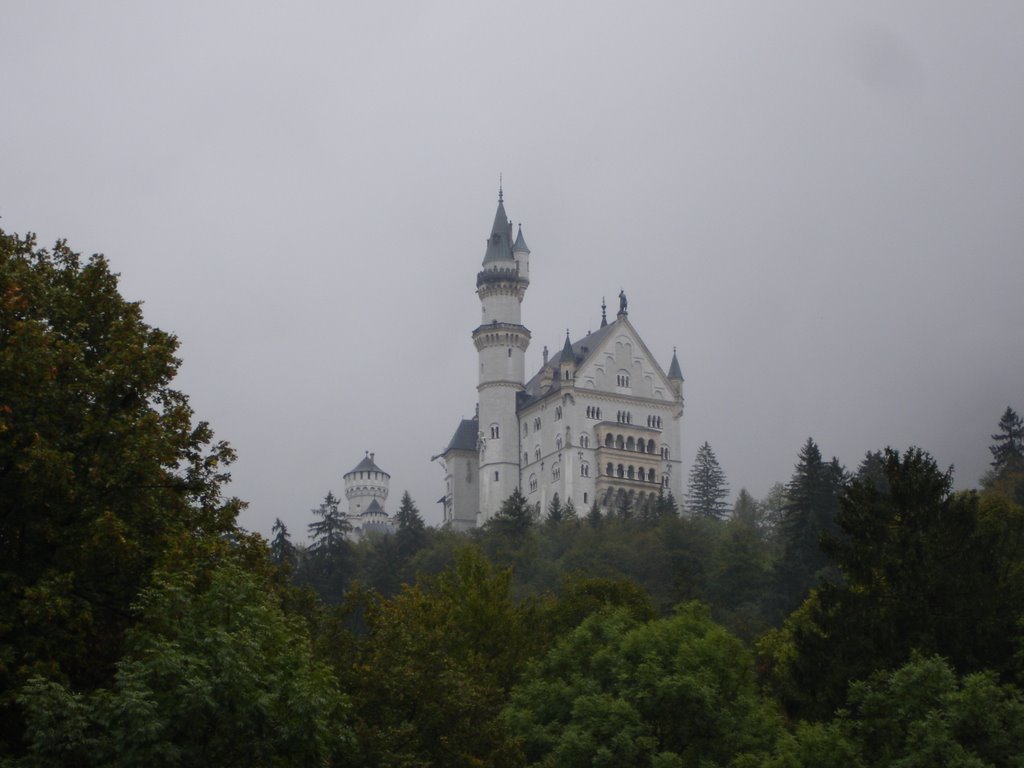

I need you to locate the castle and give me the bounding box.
[436,189,685,529]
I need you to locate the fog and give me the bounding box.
[2,1,1022,537]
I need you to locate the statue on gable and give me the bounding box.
[618,290,628,313]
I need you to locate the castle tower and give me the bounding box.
[343,451,389,516]
[473,187,531,522]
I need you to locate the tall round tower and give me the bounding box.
[473,187,531,522]
[343,451,390,516]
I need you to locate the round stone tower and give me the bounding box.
[343,451,390,516]
[473,187,531,523]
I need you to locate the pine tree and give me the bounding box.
[307,491,349,555]
[269,518,297,569]
[586,501,603,527]
[775,438,845,613]
[547,493,563,525]
[563,498,578,524]
[732,488,760,528]
[686,442,730,519]
[395,491,426,559]
[489,488,533,537]
[990,406,1024,474]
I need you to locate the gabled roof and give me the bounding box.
[519,320,619,407]
[482,198,515,265]
[444,417,479,453]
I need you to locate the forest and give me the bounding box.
[3,227,1024,767]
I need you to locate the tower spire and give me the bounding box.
[498,173,503,203]
[600,297,608,327]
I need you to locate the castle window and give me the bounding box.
[617,371,630,388]
[661,446,670,460]
[529,474,538,492]
[535,446,541,461]
[662,475,669,487]
[555,406,562,420]
[605,434,614,448]
[648,468,656,482]
[626,436,635,451]
[617,464,624,478]
[648,439,656,453]
[556,435,563,450]
[616,435,624,450]
[508,348,512,357]
[490,424,500,439]
[534,417,541,430]
[581,462,590,477]
[580,434,589,448]
[552,464,560,480]
[523,452,529,464]
[627,466,635,479]
[494,471,499,481]
[584,492,588,504]
[523,421,528,435]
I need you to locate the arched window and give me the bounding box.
[529,474,538,492]
[606,462,614,476]
[648,468,656,482]
[556,435,563,450]
[580,434,589,448]
[552,464,560,481]
[534,417,541,430]
[617,464,624,478]
[581,462,590,477]
[605,434,614,447]
[523,421,528,435]
[555,406,562,420]
[616,435,624,450]
[626,436,635,451]
[523,452,529,464]
[661,446,670,460]
[490,424,500,439]
[627,466,635,479]
[535,446,541,461]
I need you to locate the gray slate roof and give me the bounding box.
[668,349,684,380]
[347,453,386,476]
[445,417,479,453]
[513,225,530,254]
[482,199,515,265]
[363,498,385,516]
[518,320,619,409]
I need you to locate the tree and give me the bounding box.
[503,604,780,767]
[586,501,603,527]
[562,498,578,524]
[488,487,534,537]
[15,561,353,767]
[0,230,240,753]
[547,492,564,525]
[307,491,349,555]
[269,518,297,570]
[769,447,1024,719]
[685,441,730,519]
[299,492,353,603]
[733,488,760,528]
[394,491,426,559]
[774,438,845,613]
[989,406,1024,474]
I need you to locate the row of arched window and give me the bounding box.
[616,373,630,387]
[646,415,663,429]
[586,406,602,419]
[605,463,658,482]
[604,433,657,453]
[617,411,633,424]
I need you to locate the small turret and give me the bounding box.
[512,224,531,282]
[668,347,684,398]
[559,330,576,383]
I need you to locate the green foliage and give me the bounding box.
[269,517,298,570]
[393,490,426,558]
[768,448,1024,719]
[984,406,1024,505]
[0,229,240,753]
[341,548,534,767]
[774,439,845,615]
[686,441,730,519]
[503,604,781,767]
[14,561,352,767]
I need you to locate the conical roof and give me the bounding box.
[560,330,575,365]
[668,348,684,380]
[513,224,530,254]
[482,197,515,265]
[347,452,386,476]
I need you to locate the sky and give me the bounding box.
[2,1,1022,538]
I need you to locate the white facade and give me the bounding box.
[439,191,685,527]
[343,452,396,540]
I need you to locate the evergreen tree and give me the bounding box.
[732,488,760,528]
[990,406,1024,475]
[774,438,845,613]
[394,490,426,559]
[562,498,578,524]
[546,493,563,525]
[686,441,730,519]
[586,500,603,527]
[307,491,349,555]
[269,518,297,570]
[488,488,533,537]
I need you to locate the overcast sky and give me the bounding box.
[3,2,1022,538]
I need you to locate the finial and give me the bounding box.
[566,328,570,339]
[498,173,503,202]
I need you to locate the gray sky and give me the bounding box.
[3,1,1022,538]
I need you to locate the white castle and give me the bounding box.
[436,188,685,529]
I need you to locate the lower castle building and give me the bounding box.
[436,189,685,530]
